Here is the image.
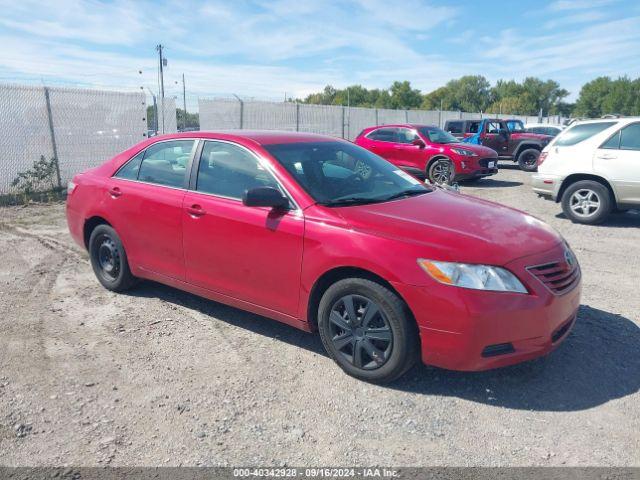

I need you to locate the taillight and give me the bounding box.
[537,152,548,166]
[67,180,77,195]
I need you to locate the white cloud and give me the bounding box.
[0,0,636,105]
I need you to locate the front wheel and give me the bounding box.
[317,278,419,383]
[517,148,540,172]
[89,224,138,291]
[427,159,454,185]
[561,180,612,224]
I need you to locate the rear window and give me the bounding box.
[446,121,462,134]
[554,122,616,147]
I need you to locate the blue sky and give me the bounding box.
[0,0,639,108]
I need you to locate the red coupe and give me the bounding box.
[66,131,581,383]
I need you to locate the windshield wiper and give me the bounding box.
[317,196,385,207]
[382,188,430,202]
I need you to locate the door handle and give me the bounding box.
[186,204,206,217]
[597,154,617,160]
[108,187,122,198]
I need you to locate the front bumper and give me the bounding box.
[393,245,582,371]
[531,173,563,200]
[455,157,498,180]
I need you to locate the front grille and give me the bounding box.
[479,158,498,168]
[527,259,580,295]
[481,343,515,358]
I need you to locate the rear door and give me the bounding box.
[182,140,304,316]
[594,122,640,203]
[109,139,196,280]
[361,128,399,163]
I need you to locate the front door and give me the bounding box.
[393,127,428,174]
[594,122,640,203]
[182,140,304,316]
[481,121,509,155]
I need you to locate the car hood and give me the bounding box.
[334,189,563,266]
[447,143,497,157]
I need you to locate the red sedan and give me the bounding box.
[66,131,581,383]
[355,124,498,184]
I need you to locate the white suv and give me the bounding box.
[532,117,640,224]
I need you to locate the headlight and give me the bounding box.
[417,259,528,293]
[451,148,477,157]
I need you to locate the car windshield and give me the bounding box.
[264,141,432,206]
[507,120,525,132]
[417,127,459,144]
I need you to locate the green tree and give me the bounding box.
[574,77,613,117]
[488,78,569,115]
[388,81,423,109]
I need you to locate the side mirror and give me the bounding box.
[243,186,289,209]
[412,138,426,148]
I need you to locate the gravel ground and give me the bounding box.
[0,166,639,467]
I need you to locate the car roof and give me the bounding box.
[149,130,345,145]
[569,116,640,126]
[525,123,563,128]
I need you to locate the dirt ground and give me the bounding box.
[0,166,639,467]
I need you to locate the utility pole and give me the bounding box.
[156,44,166,134]
[182,73,186,131]
[146,87,158,135]
[346,87,350,140]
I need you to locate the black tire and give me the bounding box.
[561,180,613,225]
[427,158,454,185]
[89,224,137,292]
[517,148,540,172]
[317,278,419,383]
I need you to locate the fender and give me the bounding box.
[513,141,543,158]
[557,172,620,204]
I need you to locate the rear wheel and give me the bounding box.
[318,278,419,383]
[427,159,454,185]
[561,180,612,224]
[89,224,137,291]
[517,148,540,172]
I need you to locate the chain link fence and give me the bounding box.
[0,82,563,196]
[0,83,170,195]
[199,98,563,141]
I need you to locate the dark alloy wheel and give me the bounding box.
[318,278,419,383]
[328,294,393,370]
[428,159,454,185]
[89,224,137,292]
[517,148,540,172]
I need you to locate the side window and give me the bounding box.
[137,140,195,188]
[197,141,279,199]
[601,131,620,150]
[367,128,397,142]
[619,124,640,151]
[447,122,462,134]
[469,122,480,133]
[487,122,501,134]
[114,151,144,180]
[396,128,418,144]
